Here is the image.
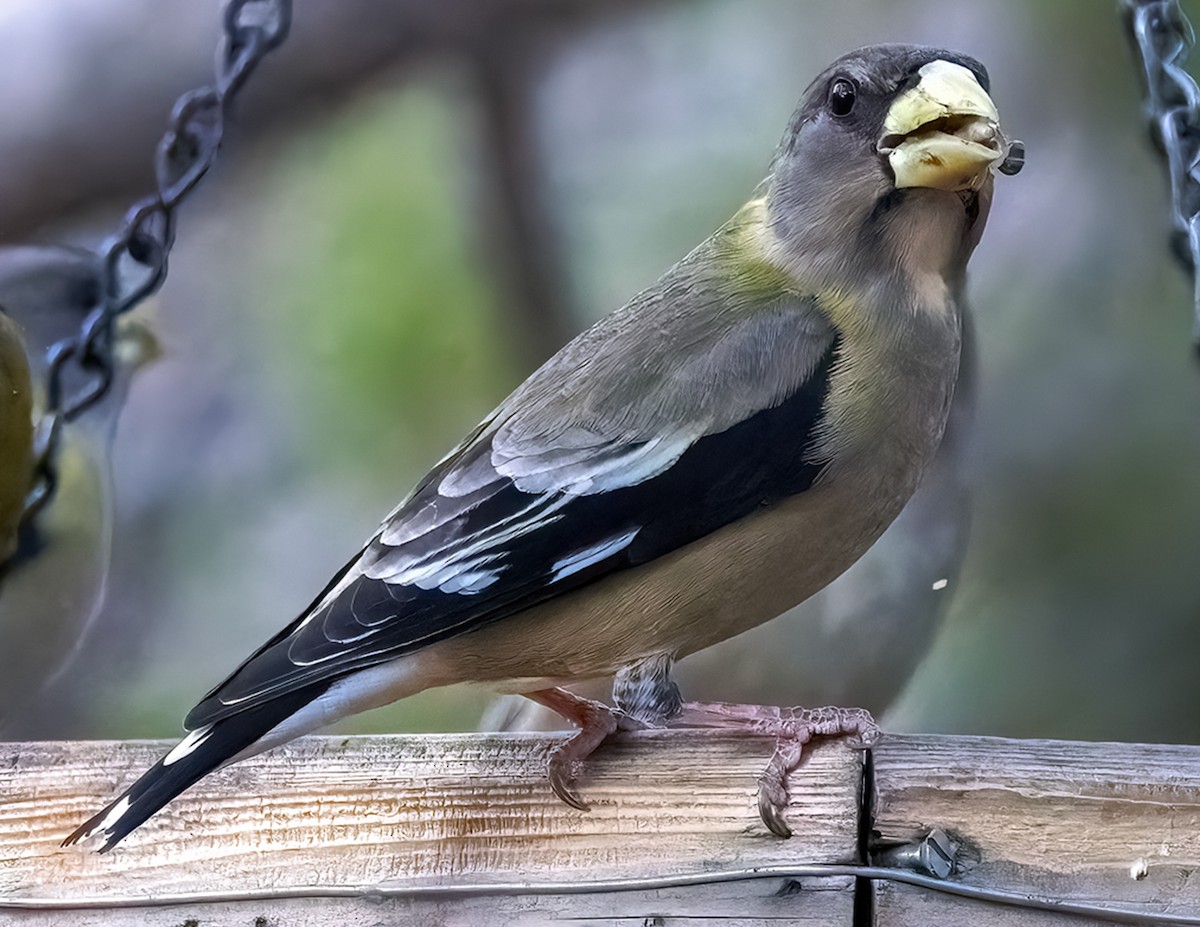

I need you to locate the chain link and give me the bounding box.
[1122,0,1200,350]
[21,0,291,523]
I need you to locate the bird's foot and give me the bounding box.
[526,686,646,811]
[669,702,879,838]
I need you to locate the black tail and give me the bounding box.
[63,682,328,852]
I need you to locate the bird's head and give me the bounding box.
[766,44,1020,289]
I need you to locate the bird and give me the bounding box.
[0,245,161,731]
[67,43,1020,851]
[0,304,33,563]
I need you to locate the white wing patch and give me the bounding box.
[495,433,698,496]
[71,796,132,849]
[411,554,506,593]
[361,420,701,602]
[550,529,640,582]
[162,724,216,767]
[437,567,505,595]
[365,494,573,591]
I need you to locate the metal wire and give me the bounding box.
[3,863,1199,925]
[1123,0,1200,351]
[19,0,292,525]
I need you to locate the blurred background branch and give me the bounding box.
[0,0,662,243]
[472,32,579,367]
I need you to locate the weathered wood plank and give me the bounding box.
[0,730,862,925]
[871,734,1200,926]
[15,730,1200,924]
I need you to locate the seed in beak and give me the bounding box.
[999,139,1026,176]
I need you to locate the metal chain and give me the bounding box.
[21,0,292,523]
[1123,0,1200,351]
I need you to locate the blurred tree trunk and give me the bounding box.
[0,0,667,243]
[472,29,579,367]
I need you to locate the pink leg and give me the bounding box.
[525,687,646,811]
[670,703,880,838]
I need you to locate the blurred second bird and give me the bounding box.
[0,246,159,733]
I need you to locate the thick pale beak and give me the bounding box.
[879,60,1013,192]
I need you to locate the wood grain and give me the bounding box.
[871,734,1200,926]
[11,730,1200,924]
[0,730,862,925]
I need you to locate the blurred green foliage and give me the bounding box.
[258,80,521,480]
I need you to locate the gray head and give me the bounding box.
[0,245,160,419]
[766,44,1017,290]
[0,246,101,376]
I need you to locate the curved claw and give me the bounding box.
[527,687,644,812]
[669,702,880,839]
[757,735,805,838]
[547,747,593,811]
[848,730,883,752]
[757,766,794,839]
[759,707,879,838]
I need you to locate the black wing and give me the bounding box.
[187,310,839,728]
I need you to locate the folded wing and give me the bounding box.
[187,284,838,729]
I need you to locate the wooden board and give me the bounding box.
[11,728,1200,924]
[0,730,862,925]
[871,734,1200,926]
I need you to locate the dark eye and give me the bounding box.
[828,78,857,117]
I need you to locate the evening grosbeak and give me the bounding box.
[69,44,1020,850]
